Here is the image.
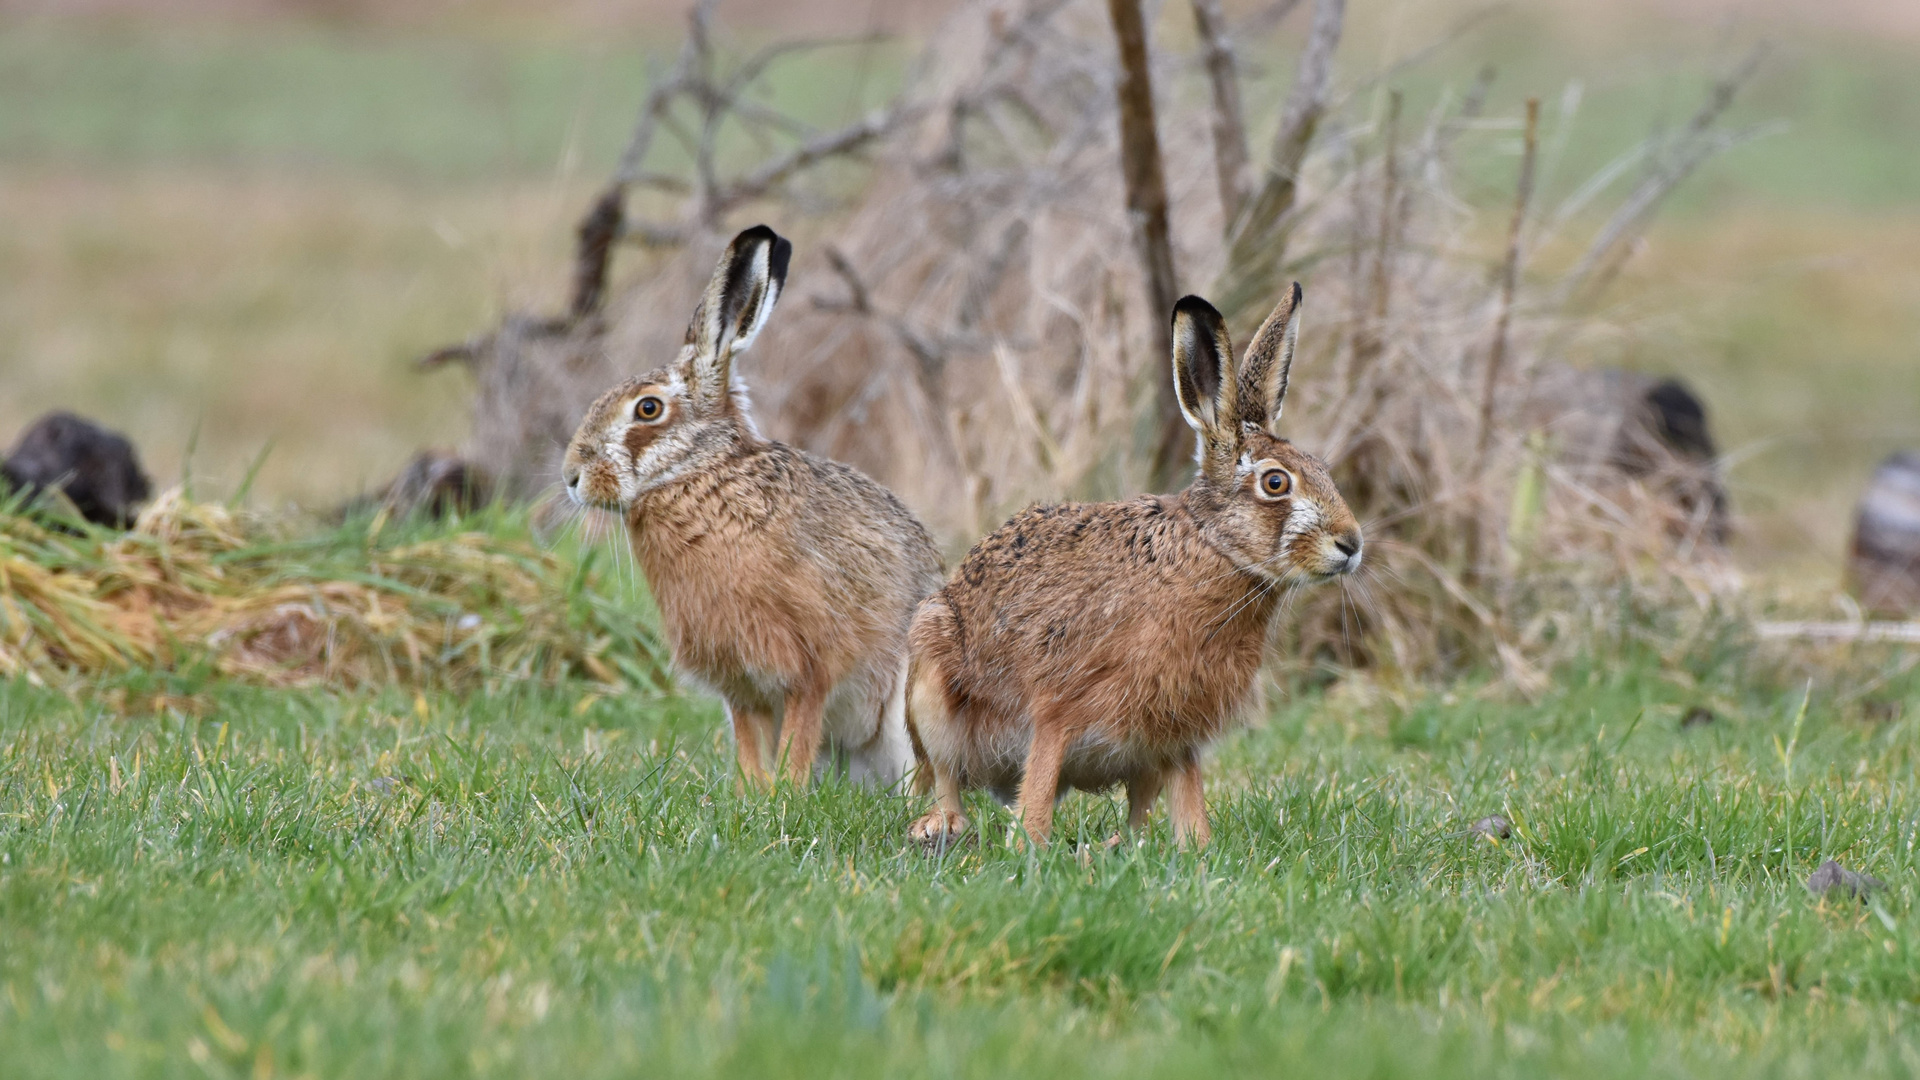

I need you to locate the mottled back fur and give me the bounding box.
[565,226,943,788]
[908,286,1361,847]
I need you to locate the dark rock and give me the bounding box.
[1680,705,1717,729]
[342,449,494,521]
[1643,379,1719,462]
[1469,814,1511,840]
[1527,368,1730,546]
[1616,377,1729,543]
[1,411,152,527]
[381,449,493,519]
[1861,699,1903,724]
[1848,451,1920,615]
[1805,859,1884,902]
[366,775,410,796]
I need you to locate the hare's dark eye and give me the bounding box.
[1259,469,1292,498]
[634,396,665,422]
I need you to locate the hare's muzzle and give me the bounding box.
[1327,529,1363,576]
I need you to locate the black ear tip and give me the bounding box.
[736,224,781,246]
[1172,295,1223,323]
[1289,281,1303,304]
[768,235,793,283]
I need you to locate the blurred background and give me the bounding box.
[1,0,1915,599]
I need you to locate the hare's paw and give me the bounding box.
[909,808,970,850]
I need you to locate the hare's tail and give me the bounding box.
[841,651,917,792]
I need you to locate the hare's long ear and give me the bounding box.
[1237,281,1302,432]
[685,225,793,410]
[1171,295,1240,481]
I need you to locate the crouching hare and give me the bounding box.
[907,285,1360,848]
[564,226,943,790]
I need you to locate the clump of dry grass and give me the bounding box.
[0,489,668,691]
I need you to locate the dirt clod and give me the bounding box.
[1806,859,1884,901]
[1469,815,1512,840]
[1680,705,1717,729]
[2,411,152,527]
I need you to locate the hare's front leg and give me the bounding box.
[1166,751,1211,849]
[1104,768,1166,848]
[727,702,777,792]
[775,684,828,785]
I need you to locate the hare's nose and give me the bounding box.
[1333,532,1361,558]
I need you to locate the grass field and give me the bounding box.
[3,619,1917,1077]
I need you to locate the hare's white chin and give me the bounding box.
[1312,536,1362,577]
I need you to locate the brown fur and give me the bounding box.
[907,287,1359,847]
[564,227,943,788]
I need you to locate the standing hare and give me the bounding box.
[564,226,943,789]
[907,285,1360,848]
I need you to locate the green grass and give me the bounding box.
[3,634,1918,1077]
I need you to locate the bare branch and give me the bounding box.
[822,246,872,315]
[1191,0,1251,229]
[1559,45,1770,306]
[1350,90,1403,387]
[957,221,1030,331]
[1337,2,1504,107]
[1473,97,1540,491]
[1232,0,1305,41]
[1215,0,1344,324]
[723,34,893,104]
[1106,0,1185,489]
[1263,0,1345,205]
[610,0,715,187]
[569,186,625,319]
[1756,622,1920,644]
[717,109,903,213]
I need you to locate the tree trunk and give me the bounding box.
[1105,0,1185,491]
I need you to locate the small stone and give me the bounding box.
[2,411,152,527]
[367,775,409,796]
[1806,859,1884,902]
[1861,699,1903,724]
[379,449,492,519]
[1680,705,1716,729]
[1469,814,1511,840]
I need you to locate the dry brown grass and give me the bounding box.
[0,488,667,690]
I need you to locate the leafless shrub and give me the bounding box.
[428,0,1767,682]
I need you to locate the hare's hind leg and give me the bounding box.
[1126,769,1165,831]
[1166,751,1211,849]
[726,702,777,792]
[906,662,969,848]
[775,682,829,786]
[1106,768,1166,847]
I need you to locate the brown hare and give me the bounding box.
[563,226,944,790]
[906,284,1360,848]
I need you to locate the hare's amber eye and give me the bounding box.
[1259,469,1292,498]
[634,396,665,422]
